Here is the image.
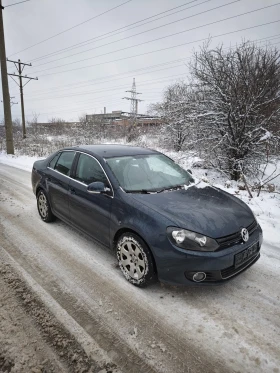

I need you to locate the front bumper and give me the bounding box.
[152,224,263,286]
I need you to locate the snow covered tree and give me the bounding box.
[191,41,280,180]
[152,82,199,151]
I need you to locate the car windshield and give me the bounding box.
[106,154,194,193]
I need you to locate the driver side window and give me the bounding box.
[74,153,108,186]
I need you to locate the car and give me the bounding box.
[31,145,263,287]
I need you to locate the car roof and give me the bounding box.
[65,144,159,158]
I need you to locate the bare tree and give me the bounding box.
[191,41,280,180]
[27,112,40,126]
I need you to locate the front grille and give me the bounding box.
[221,253,260,279]
[217,219,258,250]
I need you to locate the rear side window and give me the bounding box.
[74,153,108,185]
[49,153,60,169]
[54,151,75,176]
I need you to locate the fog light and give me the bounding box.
[193,272,206,282]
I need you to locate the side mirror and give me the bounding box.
[87,181,111,194]
[187,169,192,174]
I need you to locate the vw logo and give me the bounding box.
[241,228,249,242]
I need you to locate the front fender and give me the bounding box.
[110,191,173,260]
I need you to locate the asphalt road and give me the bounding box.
[0,163,279,373]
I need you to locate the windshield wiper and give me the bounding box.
[125,189,152,194]
[156,184,186,193]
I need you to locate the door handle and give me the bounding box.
[69,187,76,194]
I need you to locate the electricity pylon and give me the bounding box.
[123,78,143,124]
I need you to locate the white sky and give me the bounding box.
[1,0,280,123]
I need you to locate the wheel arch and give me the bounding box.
[113,227,158,274]
[36,186,44,197]
[36,186,53,211]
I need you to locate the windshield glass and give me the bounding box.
[106,154,193,193]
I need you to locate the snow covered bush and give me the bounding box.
[190,41,280,180]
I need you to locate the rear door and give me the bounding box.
[68,152,112,246]
[47,150,76,221]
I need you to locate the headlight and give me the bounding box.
[167,227,219,252]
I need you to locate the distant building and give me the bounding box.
[86,110,128,123]
[86,109,161,127]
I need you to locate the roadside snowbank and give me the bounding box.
[0,152,43,172]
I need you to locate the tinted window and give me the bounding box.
[74,153,108,185]
[54,151,75,176]
[49,153,60,169]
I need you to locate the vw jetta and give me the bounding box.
[32,145,262,287]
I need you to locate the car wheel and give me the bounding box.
[37,190,55,222]
[116,233,157,287]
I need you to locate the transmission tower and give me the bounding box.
[123,78,143,123]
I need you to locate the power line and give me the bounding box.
[9,58,186,95]
[8,0,133,57]
[13,94,163,119]
[13,39,280,120]
[12,39,280,119]
[33,18,280,78]
[31,0,211,65]
[16,32,280,97]
[4,0,30,8]
[15,39,280,117]
[24,62,186,97]
[12,93,164,118]
[31,0,238,70]
[25,73,188,101]
[12,87,165,114]
[30,0,202,63]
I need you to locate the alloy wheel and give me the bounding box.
[118,239,146,280]
[38,193,48,218]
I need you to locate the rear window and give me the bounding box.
[48,153,60,169]
[54,151,75,176]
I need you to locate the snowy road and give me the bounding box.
[0,163,279,373]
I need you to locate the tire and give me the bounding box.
[116,233,157,287]
[37,190,55,223]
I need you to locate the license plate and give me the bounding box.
[235,242,259,268]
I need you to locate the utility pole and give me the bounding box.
[0,0,14,154]
[123,78,143,124]
[7,59,38,138]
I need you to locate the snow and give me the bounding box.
[259,131,272,142]
[0,152,43,172]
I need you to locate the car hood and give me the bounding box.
[130,186,254,238]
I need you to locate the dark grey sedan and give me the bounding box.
[32,145,262,287]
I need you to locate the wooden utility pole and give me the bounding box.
[0,1,14,154]
[7,59,38,138]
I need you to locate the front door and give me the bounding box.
[68,153,112,246]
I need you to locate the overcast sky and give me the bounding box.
[1,0,280,123]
